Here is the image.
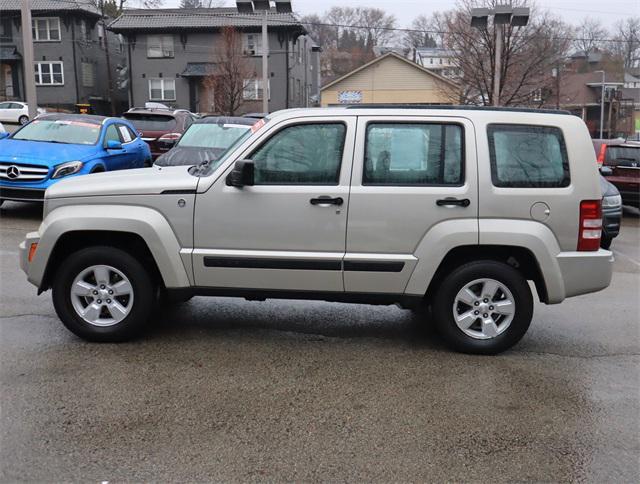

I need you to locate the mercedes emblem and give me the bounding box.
[6,165,20,179]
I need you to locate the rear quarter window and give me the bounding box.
[123,114,177,132]
[487,124,570,188]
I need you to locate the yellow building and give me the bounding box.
[320,52,460,107]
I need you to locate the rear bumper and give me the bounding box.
[0,186,45,202]
[556,250,613,300]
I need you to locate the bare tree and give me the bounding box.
[609,17,640,69]
[440,0,572,106]
[574,17,608,56]
[179,0,225,7]
[204,26,254,115]
[403,15,439,52]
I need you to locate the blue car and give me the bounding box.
[0,113,151,205]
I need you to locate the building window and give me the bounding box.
[81,62,94,87]
[149,78,176,101]
[243,79,269,100]
[147,35,174,58]
[244,33,263,55]
[32,17,60,41]
[34,61,64,85]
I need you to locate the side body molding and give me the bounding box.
[29,205,191,289]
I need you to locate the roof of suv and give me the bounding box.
[196,116,255,125]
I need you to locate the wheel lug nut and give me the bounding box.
[108,290,113,295]
[474,310,479,315]
[483,298,489,303]
[489,306,494,310]
[474,301,480,306]
[93,290,98,295]
[97,299,102,304]
[483,313,488,318]
[106,299,112,304]
[100,285,105,289]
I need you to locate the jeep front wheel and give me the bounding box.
[52,246,155,342]
[431,261,533,355]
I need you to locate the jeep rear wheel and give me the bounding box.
[431,261,533,355]
[52,246,155,342]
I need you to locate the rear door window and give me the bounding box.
[487,124,570,188]
[605,146,640,167]
[123,114,177,132]
[363,123,463,186]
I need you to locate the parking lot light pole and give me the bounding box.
[236,1,293,114]
[470,5,529,107]
[20,0,38,119]
[594,70,606,139]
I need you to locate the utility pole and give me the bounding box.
[99,0,117,116]
[20,0,37,119]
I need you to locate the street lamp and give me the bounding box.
[471,5,530,106]
[594,70,606,139]
[236,1,293,114]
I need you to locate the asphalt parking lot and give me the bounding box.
[1,201,639,482]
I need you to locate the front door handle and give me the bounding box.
[436,197,471,207]
[310,196,344,206]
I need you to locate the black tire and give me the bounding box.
[431,261,533,355]
[52,246,155,342]
[600,235,612,250]
[18,115,28,125]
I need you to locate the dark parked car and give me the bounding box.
[593,139,640,207]
[154,116,254,167]
[122,108,198,160]
[599,175,622,250]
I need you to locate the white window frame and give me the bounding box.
[32,17,61,42]
[147,35,174,58]
[243,78,270,101]
[81,62,94,88]
[34,61,64,86]
[148,78,176,101]
[244,33,263,56]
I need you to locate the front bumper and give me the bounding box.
[557,249,614,300]
[19,231,41,287]
[0,186,45,202]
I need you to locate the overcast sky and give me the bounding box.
[164,0,638,29]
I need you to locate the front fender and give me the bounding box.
[28,205,191,289]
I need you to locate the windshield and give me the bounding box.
[12,119,101,145]
[178,123,250,149]
[123,114,177,132]
[606,146,640,165]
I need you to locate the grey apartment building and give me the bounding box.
[108,7,320,113]
[0,0,127,112]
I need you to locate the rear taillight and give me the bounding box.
[158,132,181,141]
[577,199,602,251]
[597,144,607,166]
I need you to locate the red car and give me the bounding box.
[593,138,640,208]
[122,108,198,160]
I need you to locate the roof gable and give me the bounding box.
[0,0,99,16]
[321,52,458,91]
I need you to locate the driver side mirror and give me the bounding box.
[599,165,613,176]
[226,160,255,187]
[106,139,123,150]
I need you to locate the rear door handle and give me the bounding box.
[436,198,470,207]
[310,196,344,206]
